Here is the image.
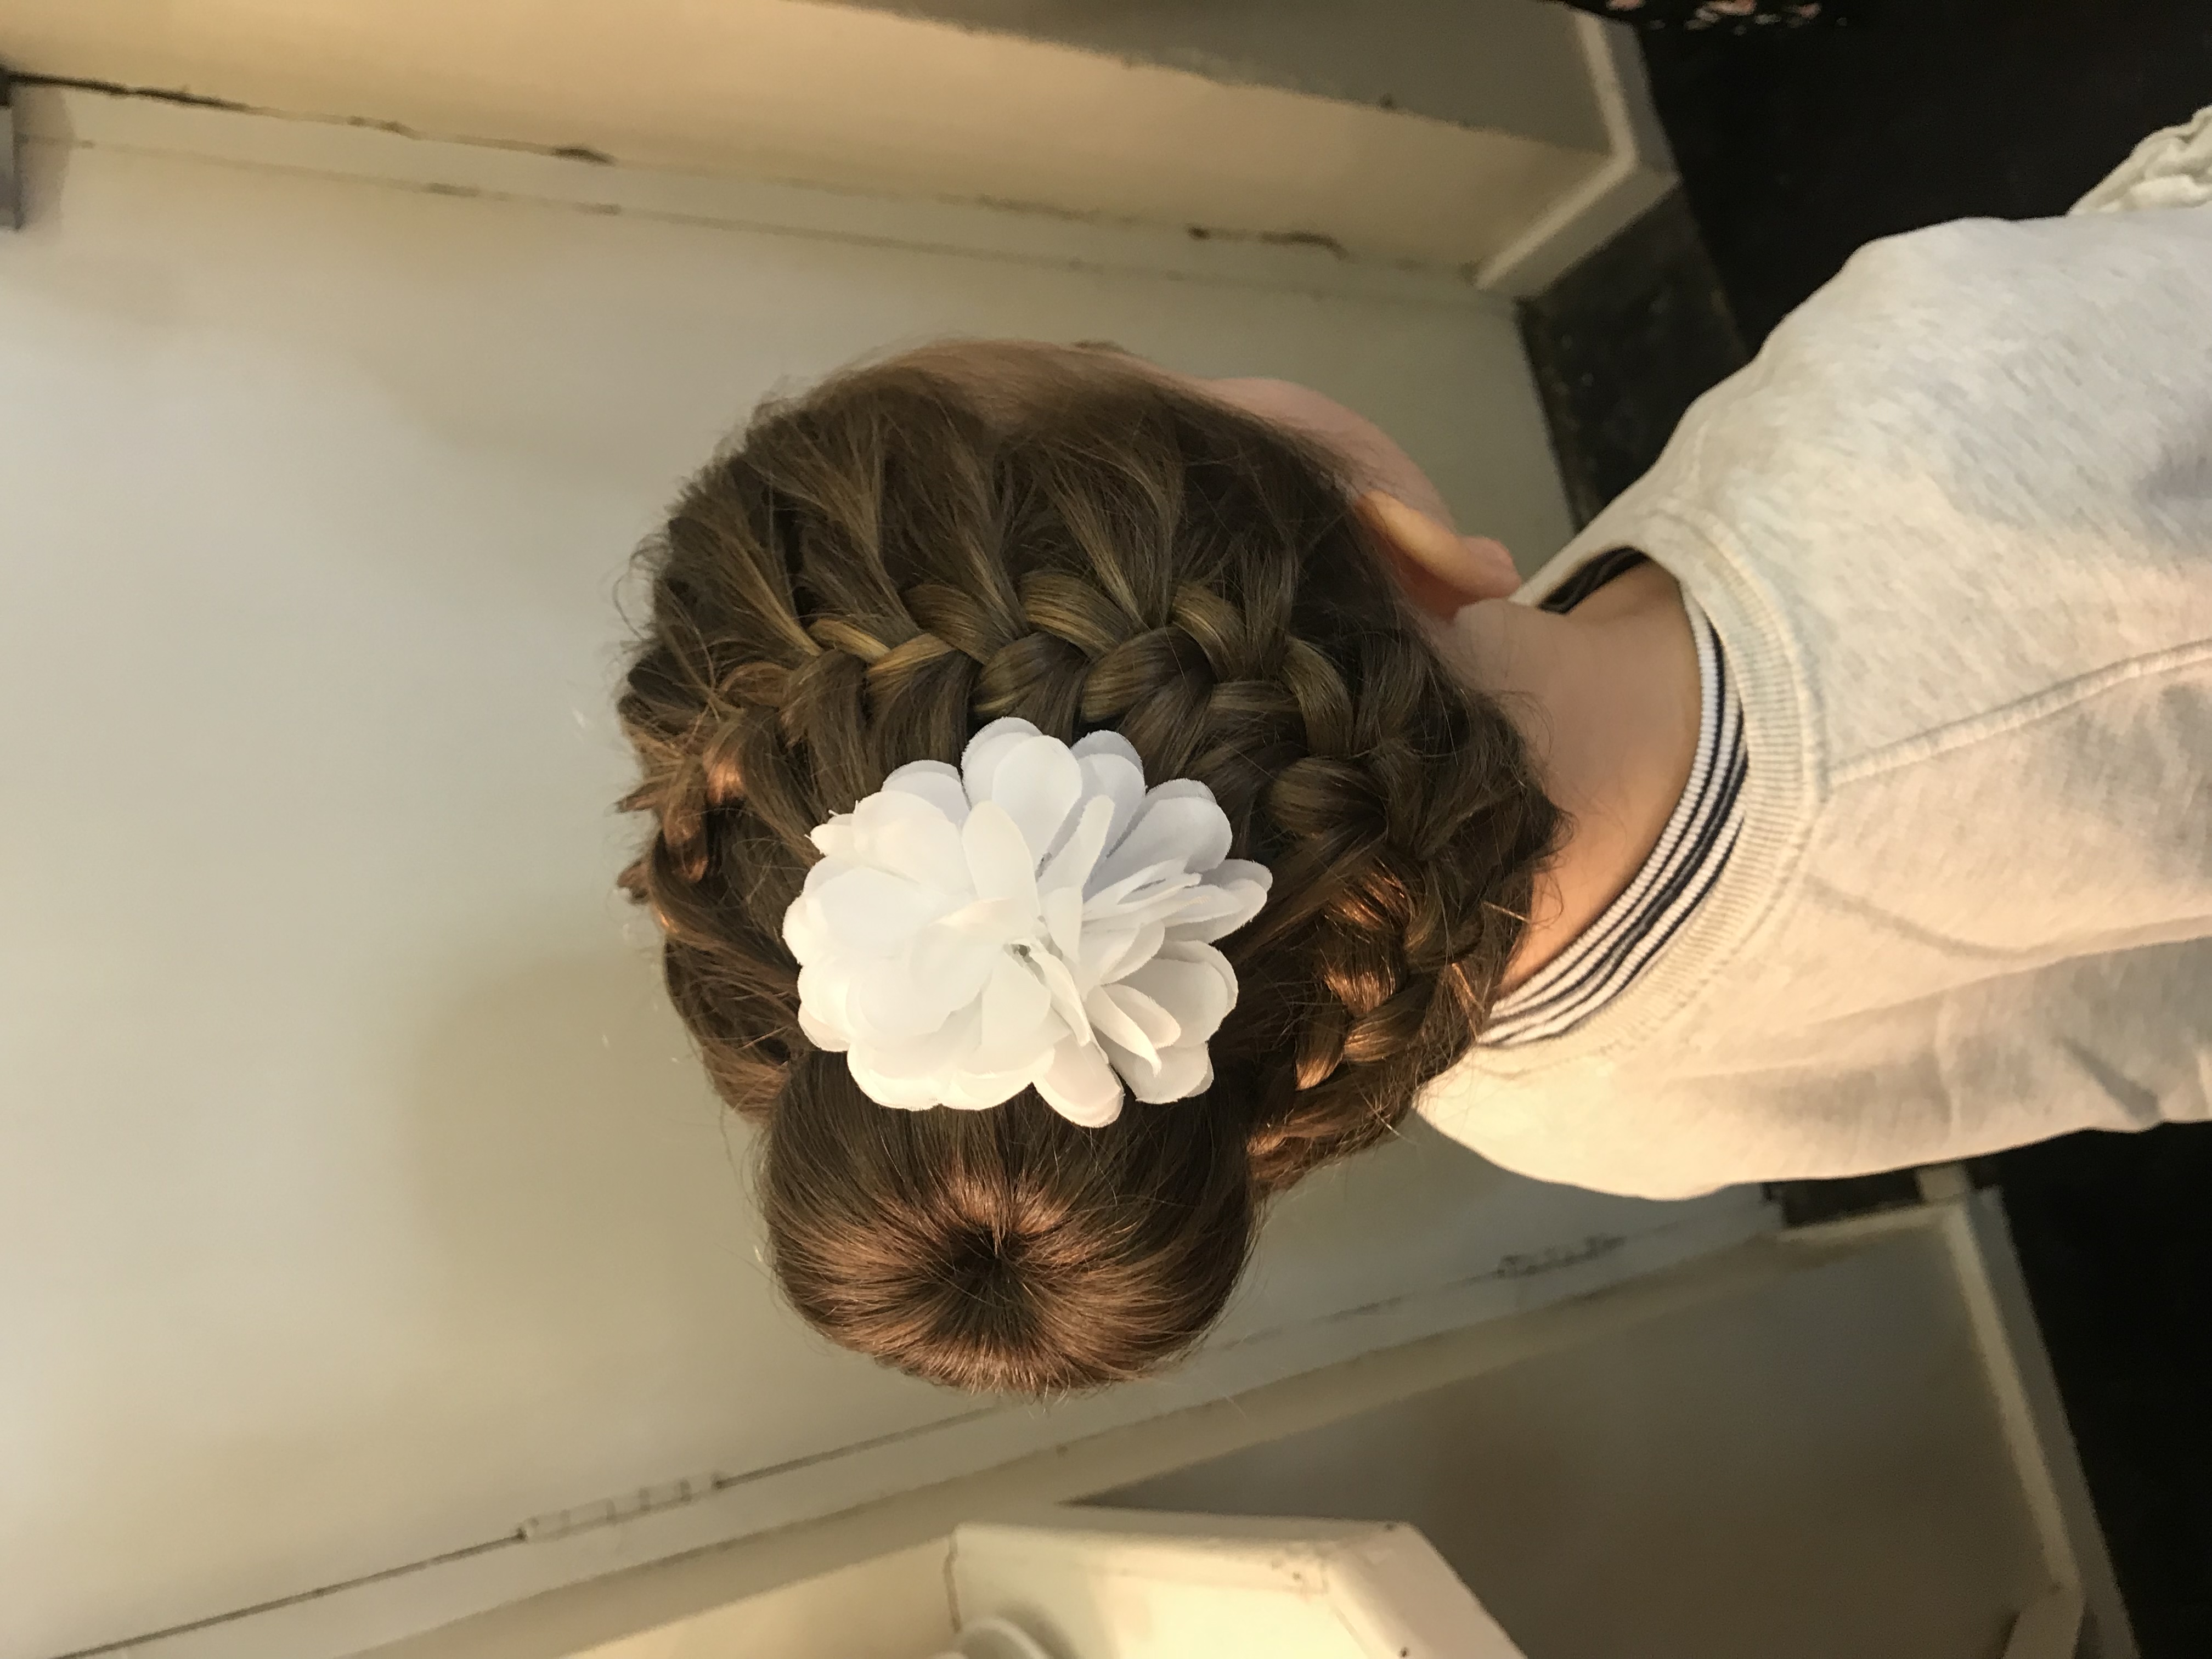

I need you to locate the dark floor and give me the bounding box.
[1520,8,2212,1654]
[1644,0,2212,344]
[1520,190,1748,524]
[1973,1130,2212,1657]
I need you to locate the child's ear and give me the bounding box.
[1353,490,1521,619]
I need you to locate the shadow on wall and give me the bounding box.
[1224,1115,1528,1340]
[404,936,749,1318]
[393,936,810,1507]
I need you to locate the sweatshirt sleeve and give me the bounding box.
[2072,104,2212,216]
[1429,938,2212,1201]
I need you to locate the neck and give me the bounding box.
[1436,563,1701,992]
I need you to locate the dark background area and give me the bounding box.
[1521,7,2212,1652]
[1646,0,2212,343]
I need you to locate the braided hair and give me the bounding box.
[617,343,1559,1392]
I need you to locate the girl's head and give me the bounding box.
[617,342,1558,1393]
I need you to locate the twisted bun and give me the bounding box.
[618,343,1558,1391]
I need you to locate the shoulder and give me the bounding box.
[1427,936,2212,1194]
[1769,208,2212,381]
[1418,1049,1741,1201]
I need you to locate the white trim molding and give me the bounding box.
[1474,15,1680,297]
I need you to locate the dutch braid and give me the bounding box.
[618,343,1560,1391]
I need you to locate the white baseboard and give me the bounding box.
[1475,16,1680,297]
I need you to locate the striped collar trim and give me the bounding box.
[1479,592,1749,1048]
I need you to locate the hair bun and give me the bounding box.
[764,1052,1256,1392]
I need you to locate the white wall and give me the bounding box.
[0,90,1757,1659]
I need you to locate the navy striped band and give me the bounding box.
[1478,588,1748,1047]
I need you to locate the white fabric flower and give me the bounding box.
[783,718,1271,1126]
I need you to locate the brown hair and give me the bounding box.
[617,343,1558,1393]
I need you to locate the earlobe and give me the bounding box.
[1459,534,1521,597]
[1353,491,1521,618]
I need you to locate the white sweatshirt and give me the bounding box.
[1420,119,2212,1199]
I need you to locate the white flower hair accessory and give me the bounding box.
[783,718,1272,1126]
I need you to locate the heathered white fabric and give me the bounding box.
[2075,103,2212,214]
[1420,113,2212,1199]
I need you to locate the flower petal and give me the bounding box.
[1085,862,1200,918]
[934,897,1031,944]
[1076,922,1137,988]
[1098,981,1182,1052]
[907,922,1000,1011]
[1026,944,1093,1045]
[859,1003,980,1080]
[1101,883,1217,938]
[1035,1038,1124,1126]
[1143,883,1244,930]
[848,958,960,1043]
[815,866,953,955]
[960,717,1041,802]
[935,1068,1035,1110]
[1069,729,1143,770]
[1099,1035,1214,1104]
[795,962,855,1042]
[1120,944,1234,1044]
[1091,920,1164,987]
[972,955,1057,1074]
[1094,787,1233,887]
[797,1003,847,1053]
[1084,981,1172,1068]
[1038,795,1114,898]
[1042,885,1084,964]
[961,800,1041,915]
[782,891,830,966]
[985,734,1084,857]
[1071,733,1147,851]
[850,788,969,895]
[883,759,970,826]
[1173,860,1273,944]
[809,815,858,862]
[844,1051,942,1109]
